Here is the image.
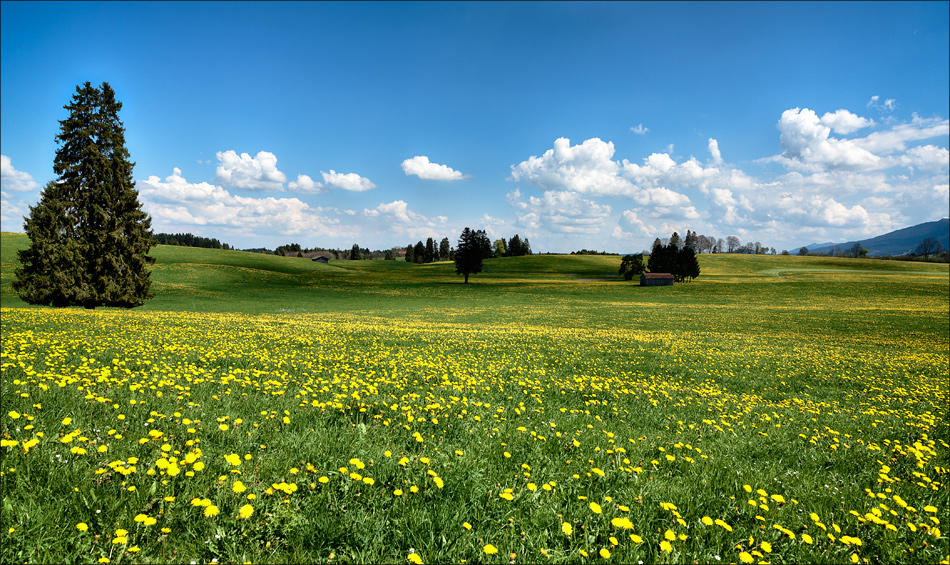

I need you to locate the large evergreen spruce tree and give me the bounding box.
[13,82,154,308]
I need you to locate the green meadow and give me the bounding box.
[1,231,948,564]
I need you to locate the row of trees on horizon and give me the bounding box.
[149,229,947,263]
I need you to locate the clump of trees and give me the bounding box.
[13,82,154,308]
[406,237,452,263]
[501,234,532,257]
[620,231,701,283]
[491,234,531,258]
[454,227,492,283]
[153,232,231,250]
[647,232,701,282]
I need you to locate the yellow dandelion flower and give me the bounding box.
[463,522,472,530]
[610,517,633,529]
[408,553,423,565]
[484,544,498,555]
[204,505,219,517]
[739,552,754,563]
[76,522,89,531]
[590,502,602,514]
[630,534,643,543]
[702,516,713,526]
[599,548,610,559]
[715,519,733,532]
[562,522,573,535]
[238,504,254,519]
[660,540,672,552]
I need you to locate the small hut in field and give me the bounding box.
[640,272,674,286]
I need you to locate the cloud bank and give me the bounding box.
[507,105,948,250]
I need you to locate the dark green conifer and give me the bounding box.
[13,82,154,308]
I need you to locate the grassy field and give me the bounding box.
[1,232,948,564]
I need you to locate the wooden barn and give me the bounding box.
[640,272,674,286]
[311,256,329,263]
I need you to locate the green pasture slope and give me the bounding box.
[1,231,949,564]
[2,231,948,332]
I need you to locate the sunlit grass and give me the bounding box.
[1,232,948,563]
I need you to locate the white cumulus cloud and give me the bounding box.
[1,155,41,192]
[321,170,377,192]
[508,137,633,195]
[774,108,882,172]
[819,109,875,134]
[215,150,287,191]
[288,174,326,194]
[707,138,723,166]
[401,156,466,181]
[630,124,649,135]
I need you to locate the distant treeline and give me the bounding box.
[152,232,232,250]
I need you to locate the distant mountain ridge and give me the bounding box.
[801,218,949,256]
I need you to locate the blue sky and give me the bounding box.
[2,1,948,253]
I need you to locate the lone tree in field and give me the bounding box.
[13,82,154,308]
[618,253,646,280]
[454,227,491,283]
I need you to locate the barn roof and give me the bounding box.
[642,272,674,279]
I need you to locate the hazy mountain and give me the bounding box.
[801,218,949,256]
